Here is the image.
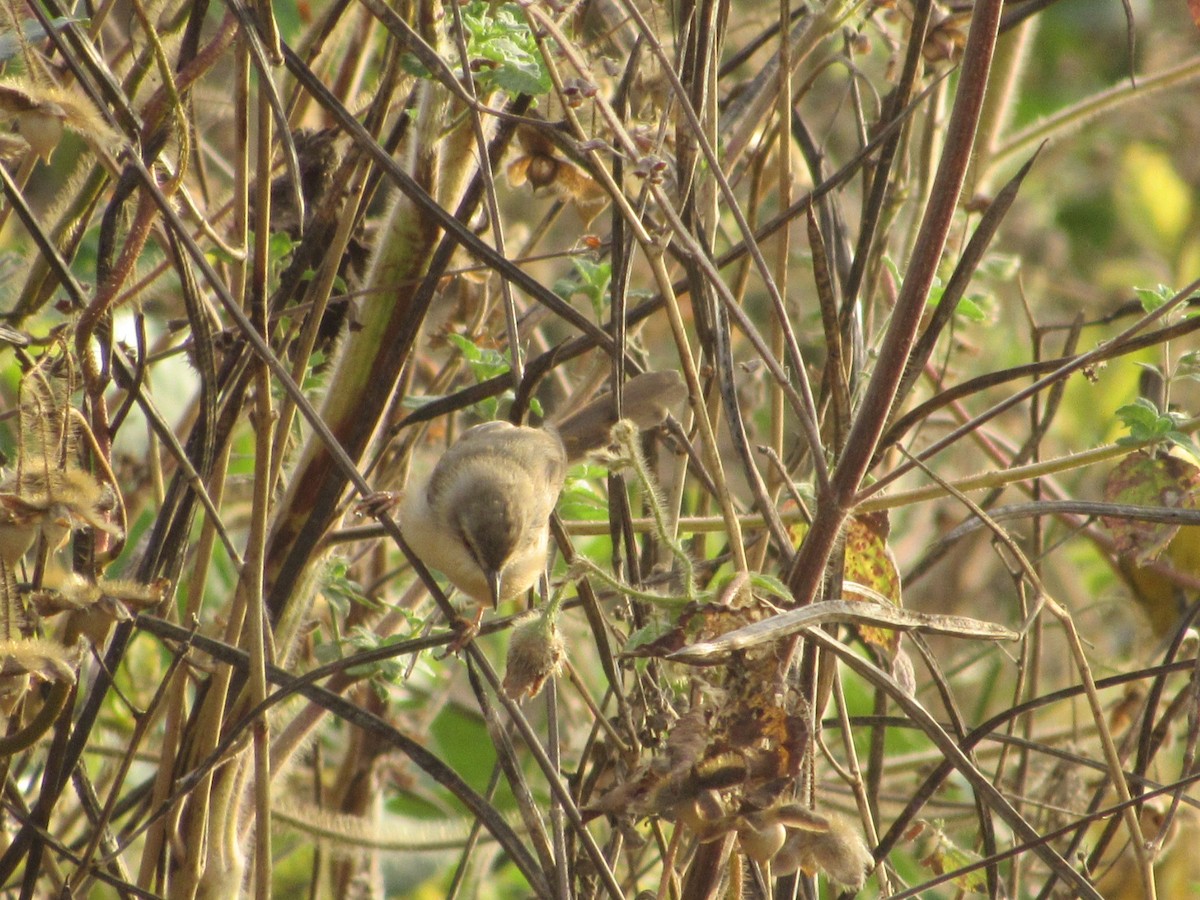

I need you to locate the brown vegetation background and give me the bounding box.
[1,0,1200,897]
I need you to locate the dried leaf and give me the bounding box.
[891,647,917,697]
[668,600,1017,664]
[507,126,608,225]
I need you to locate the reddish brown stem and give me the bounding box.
[784,0,1005,603]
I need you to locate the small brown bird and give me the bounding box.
[399,371,686,620]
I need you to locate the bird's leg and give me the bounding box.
[442,603,484,655]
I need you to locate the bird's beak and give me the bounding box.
[486,568,502,609]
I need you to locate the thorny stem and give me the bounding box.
[989,56,1200,176]
[244,75,276,900]
[784,0,1005,604]
[570,556,689,607]
[609,420,696,596]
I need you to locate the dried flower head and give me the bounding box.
[506,126,608,225]
[774,811,873,890]
[0,80,122,162]
[502,611,566,700]
[0,494,44,566]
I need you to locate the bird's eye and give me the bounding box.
[457,524,482,567]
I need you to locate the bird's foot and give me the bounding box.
[441,606,484,656]
[353,491,401,518]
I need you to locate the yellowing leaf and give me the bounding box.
[843,513,903,656]
[1119,144,1192,251]
[1101,451,1200,564]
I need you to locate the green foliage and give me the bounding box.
[5,0,1200,895]
[915,821,989,894]
[885,257,998,326]
[558,466,610,520]
[445,332,543,419]
[403,2,550,96]
[445,332,510,384]
[429,702,498,796]
[329,628,417,685]
[555,258,612,318]
[929,278,996,325]
[320,558,379,618]
[1134,283,1176,313]
[1177,350,1200,382]
[1115,396,1200,456]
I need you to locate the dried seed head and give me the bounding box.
[18,106,65,162]
[561,77,598,108]
[502,612,566,700]
[0,494,42,566]
[738,821,787,864]
[774,812,872,890]
[632,155,668,183]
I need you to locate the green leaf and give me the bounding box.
[917,824,989,893]
[624,622,673,654]
[1115,399,1200,456]
[268,230,297,260]
[342,630,416,681]
[430,702,498,793]
[321,558,378,617]
[558,474,608,520]
[484,49,550,95]
[556,258,613,317]
[1177,350,1200,382]
[571,258,611,301]
[954,294,992,324]
[1101,450,1200,563]
[976,253,1020,281]
[746,572,793,603]
[400,3,551,97]
[924,280,994,324]
[399,53,431,80]
[843,513,903,656]
[1134,283,1175,313]
[446,333,511,382]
